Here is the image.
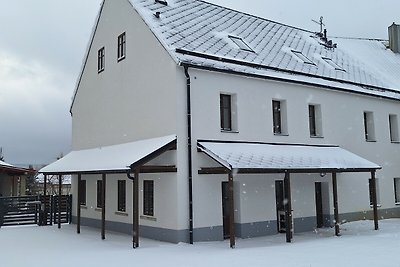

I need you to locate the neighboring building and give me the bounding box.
[40,0,400,246]
[0,160,32,196]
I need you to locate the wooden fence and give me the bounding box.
[0,195,72,227]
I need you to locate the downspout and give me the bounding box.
[184,65,194,244]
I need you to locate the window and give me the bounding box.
[272,100,287,135]
[364,111,376,141]
[96,180,103,208]
[309,104,323,137]
[369,178,380,206]
[389,114,399,142]
[79,179,86,206]
[220,94,232,131]
[228,35,254,52]
[322,57,345,71]
[117,180,126,212]
[394,178,400,204]
[98,47,105,73]
[143,180,154,216]
[117,32,126,61]
[291,50,315,65]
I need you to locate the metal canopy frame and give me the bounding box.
[197,141,381,248]
[39,139,177,249]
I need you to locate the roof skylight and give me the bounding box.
[322,57,346,71]
[291,50,315,65]
[228,35,254,52]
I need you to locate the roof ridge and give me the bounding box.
[195,0,315,35]
[332,36,387,42]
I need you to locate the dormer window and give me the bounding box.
[291,50,315,65]
[228,35,254,52]
[322,57,345,71]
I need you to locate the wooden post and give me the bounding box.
[58,175,62,229]
[77,174,81,234]
[101,173,106,240]
[332,172,340,236]
[43,174,47,225]
[371,171,379,230]
[284,171,292,243]
[133,169,140,248]
[228,171,235,248]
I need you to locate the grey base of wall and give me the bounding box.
[72,207,400,243]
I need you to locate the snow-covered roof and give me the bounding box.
[127,0,400,99]
[39,135,176,174]
[198,141,380,172]
[0,160,13,168]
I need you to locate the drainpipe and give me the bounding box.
[184,65,194,244]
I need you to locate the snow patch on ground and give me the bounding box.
[1,219,400,266]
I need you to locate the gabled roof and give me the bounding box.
[0,160,34,175]
[129,0,400,98]
[71,0,400,110]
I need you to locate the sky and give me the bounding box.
[1,0,400,166]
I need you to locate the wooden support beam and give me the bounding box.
[58,175,62,229]
[77,174,81,234]
[43,174,47,225]
[101,173,106,240]
[228,172,235,248]
[133,169,140,248]
[284,171,292,243]
[371,171,379,230]
[332,172,340,236]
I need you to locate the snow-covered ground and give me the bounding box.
[1,219,400,267]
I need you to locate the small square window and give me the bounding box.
[389,114,399,142]
[228,35,254,52]
[291,50,315,65]
[98,47,105,73]
[364,111,376,141]
[117,32,126,61]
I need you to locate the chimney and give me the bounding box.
[388,22,400,53]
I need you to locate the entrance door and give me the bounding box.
[222,182,230,239]
[275,180,286,233]
[315,182,324,228]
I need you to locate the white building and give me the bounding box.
[40,0,400,247]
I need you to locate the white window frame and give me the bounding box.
[272,99,288,135]
[228,35,254,52]
[369,178,381,207]
[389,114,399,142]
[364,111,376,142]
[220,93,238,132]
[308,104,323,137]
[394,178,400,205]
[291,50,315,65]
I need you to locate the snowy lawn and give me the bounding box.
[1,219,400,267]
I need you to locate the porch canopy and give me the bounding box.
[197,140,381,248]
[39,135,177,175]
[38,135,177,248]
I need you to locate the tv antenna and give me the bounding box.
[312,16,325,34]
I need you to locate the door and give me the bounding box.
[222,182,230,239]
[275,180,286,233]
[315,182,324,228]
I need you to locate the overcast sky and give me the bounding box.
[1,0,399,166]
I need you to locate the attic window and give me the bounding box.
[322,57,345,71]
[228,35,254,52]
[155,0,168,6]
[291,50,315,65]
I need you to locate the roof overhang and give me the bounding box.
[0,161,34,175]
[197,140,381,174]
[39,135,177,175]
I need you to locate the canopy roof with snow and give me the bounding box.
[0,160,34,175]
[39,135,176,175]
[198,140,381,173]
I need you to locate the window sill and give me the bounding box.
[365,140,377,143]
[391,141,400,144]
[115,211,128,216]
[221,130,239,133]
[369,204,382,208]
[310,135,324,139]
[274,133,289,136]
[80,205,87,209]
[117,56,126,62]
[395,202,400,206]
[98,69,104,74]
[95,207,103,212]
[140,215,157,222]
